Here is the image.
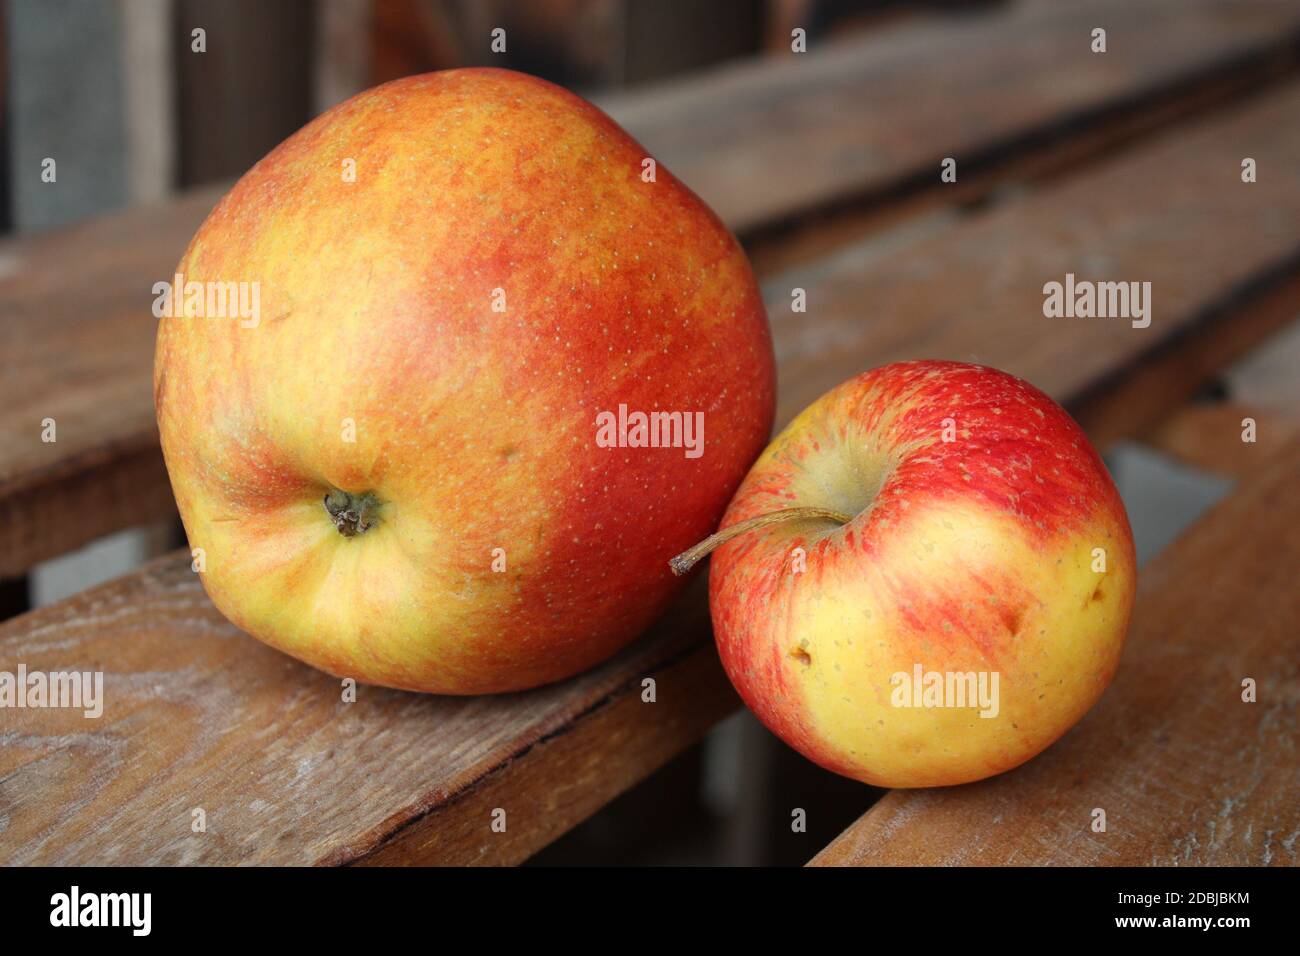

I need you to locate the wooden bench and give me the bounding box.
[2,0,1298,865]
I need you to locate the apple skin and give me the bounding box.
[153,68,774,694]
[708,361,1135,787]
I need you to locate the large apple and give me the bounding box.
[154,68,774,694]
[674,361,1135,787]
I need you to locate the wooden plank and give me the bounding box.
[810,438,1300,867]
[1142,401,1298,481]
[1139,319,1300,478]
[0,563,733,865]
[5,0,1300,576]
[601,0,1300,237]
[345,636,735,866]
[0,188,223,578]
[766,79,1300,443]
[6,79,1300,863]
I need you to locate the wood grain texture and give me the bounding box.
[0,188,223,576]
[0,563,734,865]
[765,79,1300,438]
[810,439,1300,867]
[6,0,1300,573]
[345,637,737,866]
[600,0,1300,236]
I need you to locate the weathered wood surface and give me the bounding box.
[810,438,1300,867]
[6,63,1300,866]
[0,188,222,577]
[604,0,1300,237]
[0,566,735,865]
[6,0,1300,575]
[766,79,1300,445]
[1141,323,1300,479]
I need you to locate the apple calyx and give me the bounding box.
[668,506,852,576]
[324,489,382,537]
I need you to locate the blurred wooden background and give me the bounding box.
[5,0,985,219]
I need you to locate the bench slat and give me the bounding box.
[0,565,731,865]
[0,189,223,577]
[1141,324,1300,479]
[766,79,1300,442]
[810,438,1300,866]
[603,0,1300,238]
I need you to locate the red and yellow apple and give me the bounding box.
[154,68,774,694]
[689,361,1135,787]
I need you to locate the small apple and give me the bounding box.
[672,361,1135,787]
[154,68,774,694]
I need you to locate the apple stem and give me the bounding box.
[668,506,852,576]
[324,488,382,537]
